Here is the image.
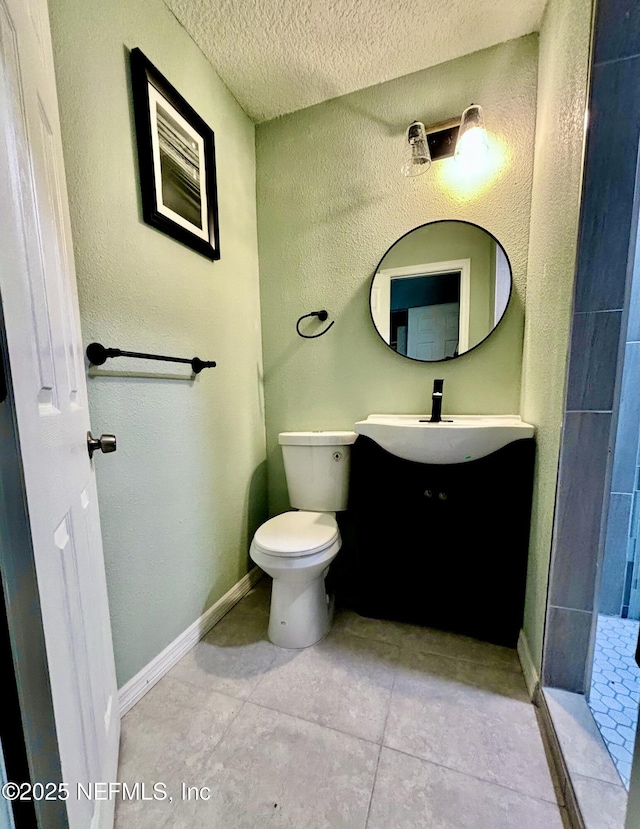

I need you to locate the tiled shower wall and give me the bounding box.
[600,254,640,619]
[543,0,640,693]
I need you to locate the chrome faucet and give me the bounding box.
[430,379,444,423]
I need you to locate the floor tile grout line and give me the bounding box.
[143,595,540,785]
[365,670,398,828]
[380,743,565,808]
[225,695,563,811]
[335,625,524,677]
[565,768,626,790]
[121,672,247,723]
[156,632,527,752]
[246,698,384,748]
[240,646,280,699]
[363,745,383,829]
[211,698,249,753]
[116,693,249,827]
[153,668,259,709]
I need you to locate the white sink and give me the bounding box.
[354,414,535,464]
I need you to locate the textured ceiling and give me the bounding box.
[163,0,546,122]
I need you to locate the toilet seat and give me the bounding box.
[253,511,338,558]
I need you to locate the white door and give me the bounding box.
[407,303,460,361]
[0,1,119,828]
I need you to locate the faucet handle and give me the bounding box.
[433,378,444,395]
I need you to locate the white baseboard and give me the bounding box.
[118,567,263,717]
[517,628,540,700]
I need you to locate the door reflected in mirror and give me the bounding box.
[370,221,512,362]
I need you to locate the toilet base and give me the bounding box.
[250,534,341,649]
[268,571,332,648]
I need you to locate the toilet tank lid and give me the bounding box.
[278,431,358,446]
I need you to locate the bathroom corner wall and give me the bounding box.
[49,0,267,686]
[257,37,539,515]
[520,0,593,674]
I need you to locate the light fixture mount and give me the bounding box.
[425,117,461,161]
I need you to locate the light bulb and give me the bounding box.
[455,104,489,165]
[401,121,431,177]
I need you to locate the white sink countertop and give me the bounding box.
[354,414,535,464]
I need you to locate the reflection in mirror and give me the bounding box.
[370,221,511,362]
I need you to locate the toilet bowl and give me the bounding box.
[250,511,341,648]
[249,431,357,648]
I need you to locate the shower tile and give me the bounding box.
[589,614,640,787]
[574,58,640,313]
[566,310,622,412]
[544,607,593,693]
[593,0,640,65]
[600,494,633,616]
[612,342,640,493]
[550,412,611,612]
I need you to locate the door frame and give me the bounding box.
[371,259,471,350]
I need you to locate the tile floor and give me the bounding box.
[544,688,628,829]
[589,614,640,788]
[116,579,569,828]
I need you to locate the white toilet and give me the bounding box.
[250,431,358,648]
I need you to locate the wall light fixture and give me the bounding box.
[402,104,489,178]
[401,121,431,177]
[455,104,489,164]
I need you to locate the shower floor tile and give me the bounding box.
[589,614,640,788]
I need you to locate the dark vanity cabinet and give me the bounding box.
[349,435,536,647]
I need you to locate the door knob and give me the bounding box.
[87,431,117,459]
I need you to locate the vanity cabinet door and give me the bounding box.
[349,435,535,646]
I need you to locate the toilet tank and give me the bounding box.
[279,431,358,511]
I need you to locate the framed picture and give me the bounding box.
[130,48,220,260]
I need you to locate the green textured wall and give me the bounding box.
[49,0,267,686]
[257,36,539,515]
[520,0,593,674]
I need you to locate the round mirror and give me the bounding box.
[370,220,512,362]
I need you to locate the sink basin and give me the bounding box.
[354,414,535,464]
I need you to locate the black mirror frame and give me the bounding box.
[369,219,513,363]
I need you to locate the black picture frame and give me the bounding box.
[130,47,220,260]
